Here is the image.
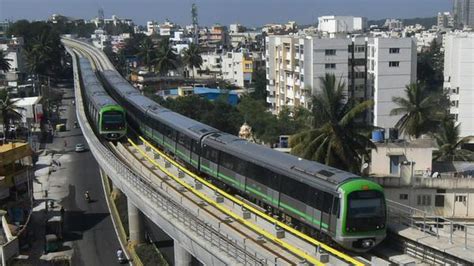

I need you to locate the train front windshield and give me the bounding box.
[346,190,386,232]
[102,111,125,131]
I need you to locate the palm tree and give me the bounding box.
[182,43,203,87]
[0,91,23,139]
[0,50,12,73]
[289,74,376,173]
[433,119,473,161]
[390,83,442,139]
[136,38,156,71]
[153,38,178,76]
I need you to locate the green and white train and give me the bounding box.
[101,68,387,252]
[77,57,126,140]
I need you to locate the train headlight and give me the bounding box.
[361,239,374,249]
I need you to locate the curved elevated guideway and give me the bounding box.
[62,37,386,265]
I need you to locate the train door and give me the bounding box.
[321,192,333,232]
[329,197,339,234]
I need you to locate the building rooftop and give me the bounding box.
[11,96,42,107]
[373,138,436,149]
[0,142,32,166]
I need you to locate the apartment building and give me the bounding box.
[444,33,474,139]
[0,37,26,82]
[437,12,455,29]
[317,16,367,36]
[221,51,254,88]
[454,0,474,28]
[368,37,417,129]
[266,35,416,129]
[194,50,257,88]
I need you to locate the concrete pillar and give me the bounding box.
[127,201,144,245]
[174,242,192,266]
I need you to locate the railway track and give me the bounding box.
[63,37,378,266]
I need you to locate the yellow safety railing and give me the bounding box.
[138,136,364,266]
[128,138,324,266]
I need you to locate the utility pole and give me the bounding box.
[191,3,199,44]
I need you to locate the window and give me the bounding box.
[202,145,219,163]
[355,45,365,53]
[399,194,408,200]
[435,195,445,207]
[455,195,467,203]
[436,189,446,193]
[417,195,431,206]
[325,63,336,69]
[389,156,400,176]
[389,61,400,67]
[300,75,304,82]
[325,49,336,56]
[389,48,400,54]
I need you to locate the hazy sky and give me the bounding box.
[0,0,452,26]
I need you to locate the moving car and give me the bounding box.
[75,143,86,152]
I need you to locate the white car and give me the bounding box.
[75,143,86,152]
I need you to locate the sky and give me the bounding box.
[0,0,452,26]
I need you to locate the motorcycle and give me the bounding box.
[84,191,91,203]
[117,249,126,263]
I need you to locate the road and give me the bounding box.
[30,86,122,265]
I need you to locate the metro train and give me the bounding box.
[94,67,387,252]
[77,57,127,140]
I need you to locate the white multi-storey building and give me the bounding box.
[192,50,257,88]
[317,16,367,36]
[0,37,26,82]
[266,35,417,129]
[367,37,417,129]
[444,33,474,138]
[266,35,368,112]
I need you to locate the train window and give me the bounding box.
[249,164,279,189]
[202,145,219,163]
[322,192,334,213]
[191,140,200,154]
[177,133,186,145]
[220,152,235,171]
[163,125,175,140]
[307,187,323,210]
[280,176,309,203]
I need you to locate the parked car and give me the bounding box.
[75,143,86,152]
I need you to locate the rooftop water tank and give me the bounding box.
[372,129,385,143]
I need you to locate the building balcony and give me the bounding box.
[266,85,275,92]
[266,96,275,104]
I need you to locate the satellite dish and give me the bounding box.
[362,163,369,170]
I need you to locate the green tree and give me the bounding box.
[237,96,279,143]
[290,74,375,173]
[137,38,156,71]
[0,50,12,73]
[202,97,243,134]
[390,83,442,139]
[250,68,267,101]
[182,43,203,87]
[153,38,178,76]
[417,39,444,92]
[433,119,473,161]
[0,91,23,138]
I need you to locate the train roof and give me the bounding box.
[101,70,139,96]
[79,58,120,111]
[203,133,358,191]
[157,111,219,139]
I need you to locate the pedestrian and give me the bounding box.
[60,206,65,217]
[64,140,67,148]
